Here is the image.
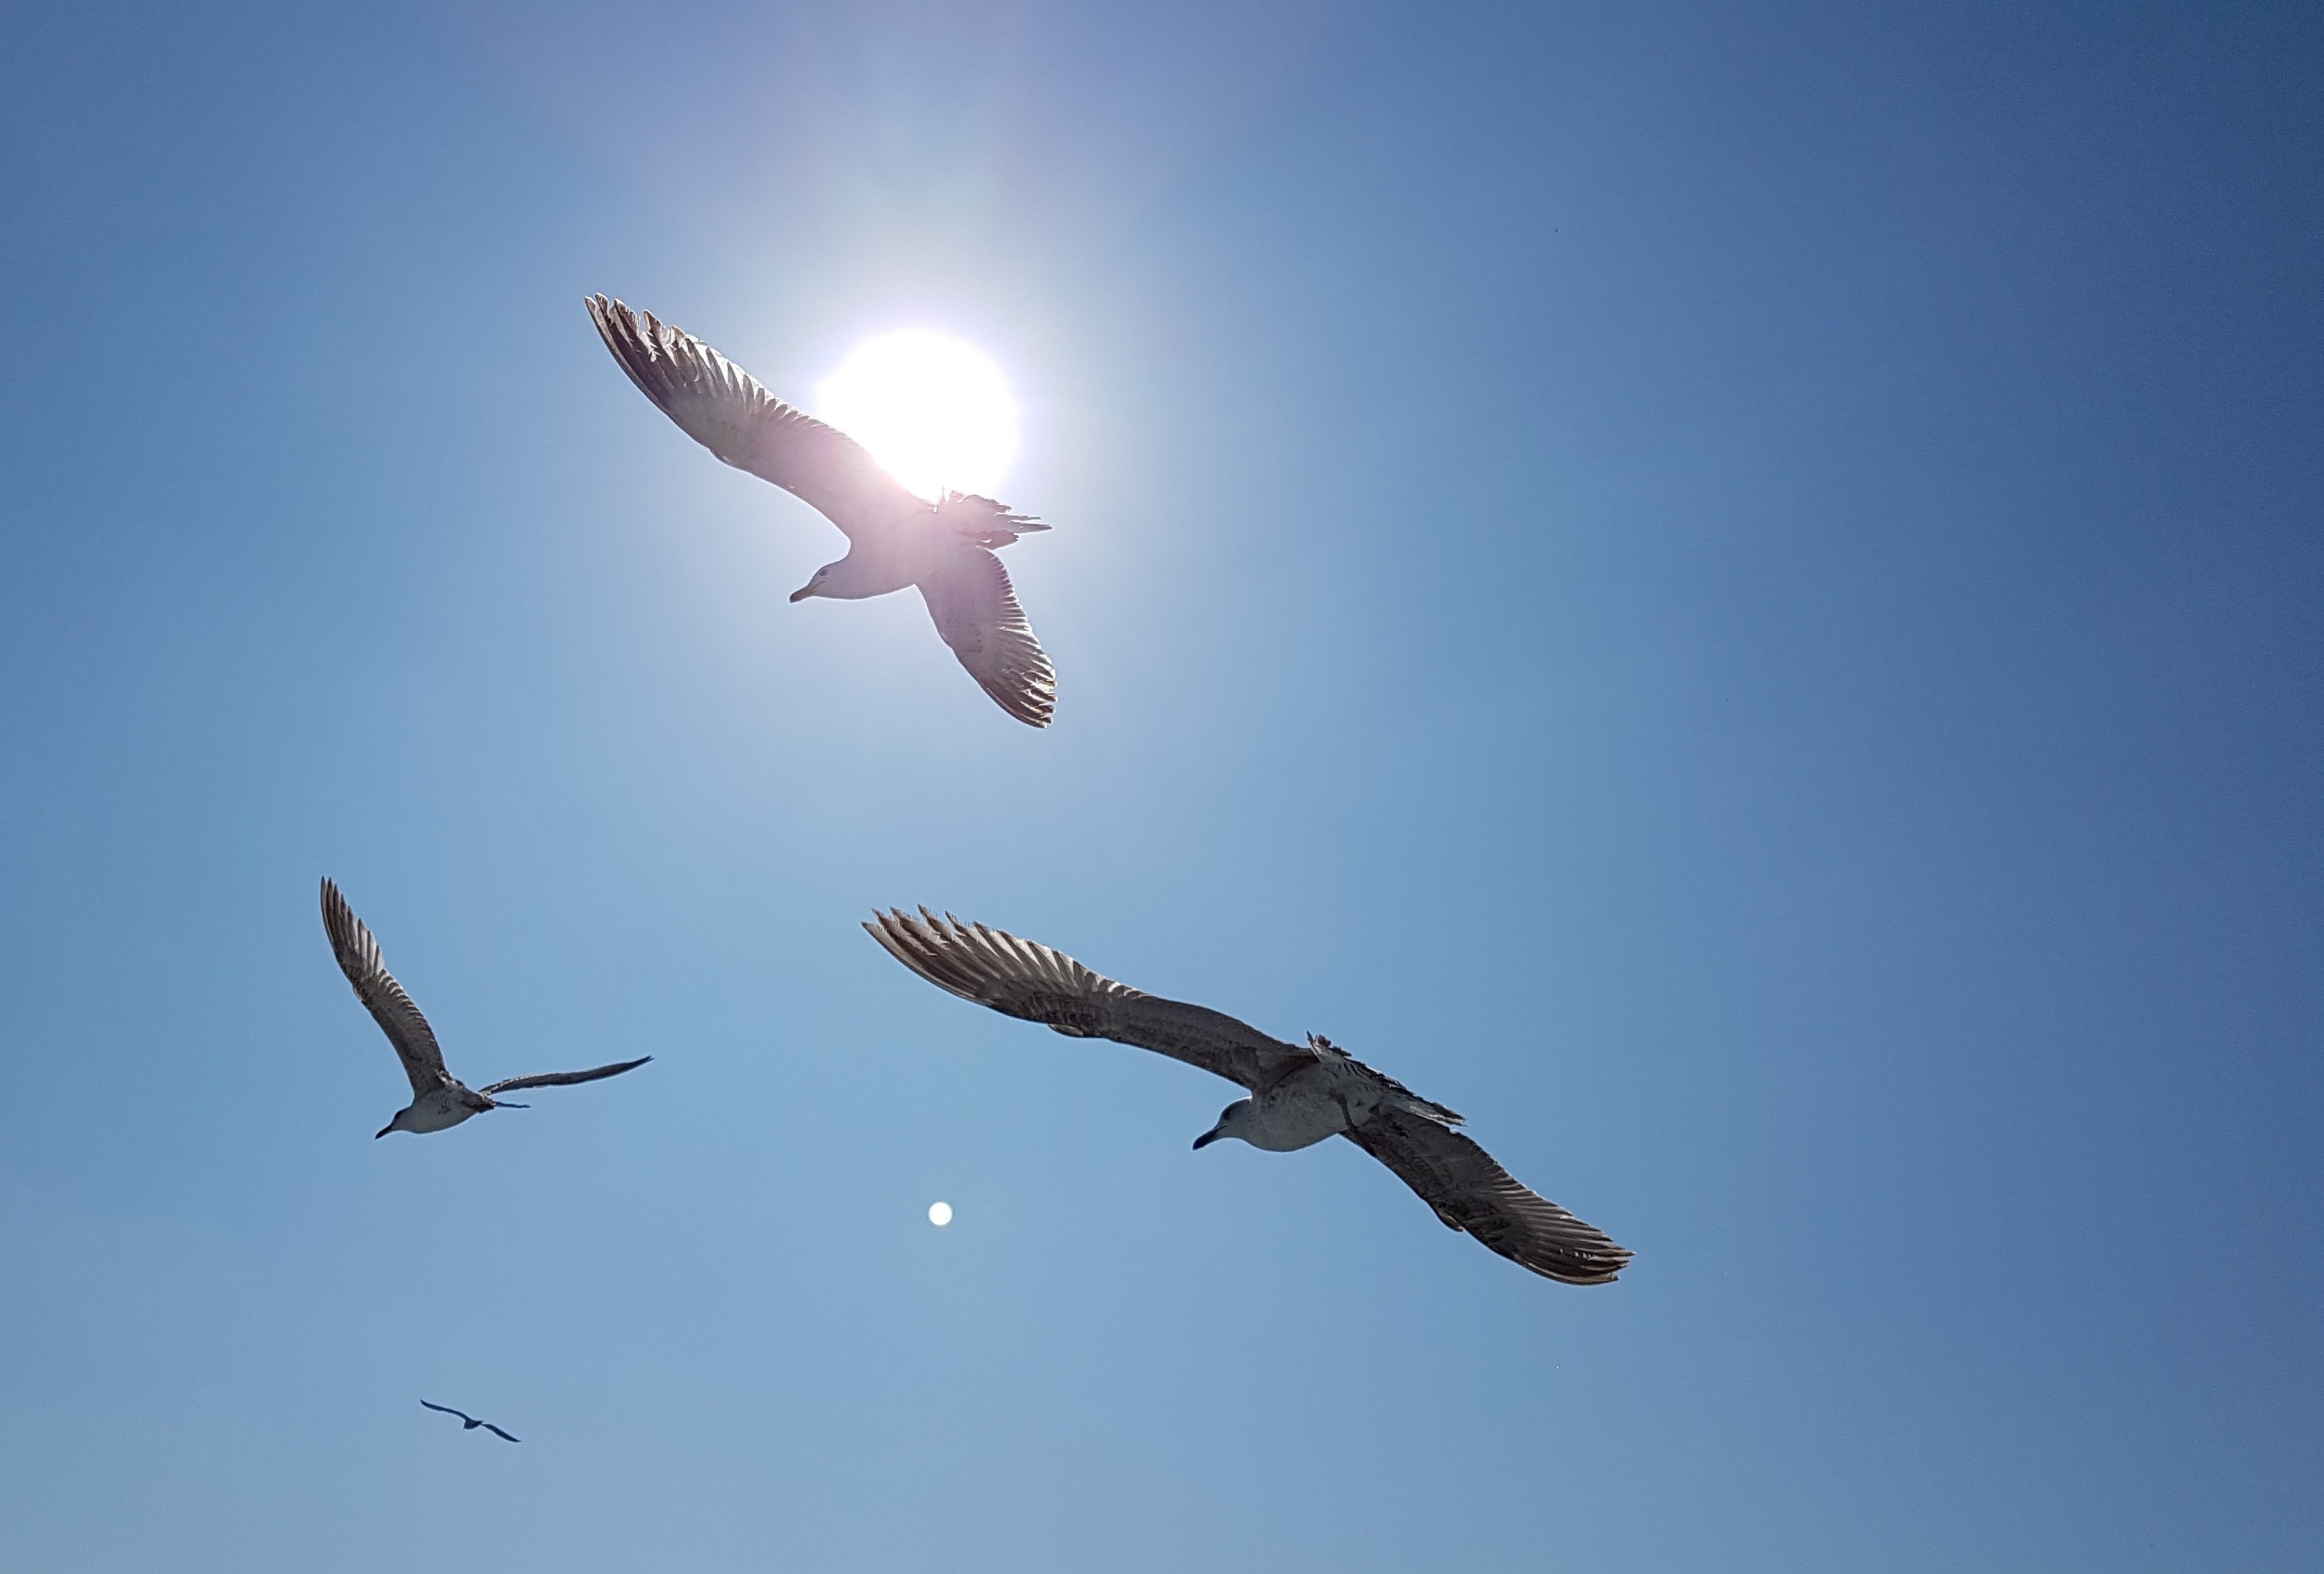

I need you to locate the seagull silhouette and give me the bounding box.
[867,908,1633,1285]
[420,1401,520,1443]
[587,294,1057,727]
[321,878,652,1138]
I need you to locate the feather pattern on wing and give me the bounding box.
[865,908,1316,1090]
[917,547,1057,728]
[477,1057,654,1097]
[320,878,451,1099]
[587,294,916,538]
[1342,1106,1634,1285]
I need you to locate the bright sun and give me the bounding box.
[817,331,1019,503]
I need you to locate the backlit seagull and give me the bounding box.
[321,878,651,1139]
[866,909,1632,1285]
[420,1401,520,1443]
[587,294,1057,728]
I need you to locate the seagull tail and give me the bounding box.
[935,491,1047,548]
[1310,1035,1465,1126]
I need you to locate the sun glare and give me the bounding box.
[817,331,1019,502]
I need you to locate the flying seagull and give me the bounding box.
[865,909,1632,1285]
[420,1401,520,1443]
[321,878,651,1139]
[587,294,1057,728]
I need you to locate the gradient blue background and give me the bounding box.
[2,3,2317,1569]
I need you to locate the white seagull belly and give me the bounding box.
[401,1088,484,1133]
[1243,1076,1361,1152]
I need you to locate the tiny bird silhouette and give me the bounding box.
[420,1401,520,1443]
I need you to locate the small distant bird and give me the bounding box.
[586,294,1057,728]
[321,878,652,1138]
[867,909,1633,1285]
[420,1400,520,1443]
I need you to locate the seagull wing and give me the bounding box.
[420,1401,475,1425]
[1341,1105,1633,1285]
[865,909,1316,1092]
[482,1423,521,1443]
[917,546,1056,728]
[322,879,452,1098]
[587,294,917,541]
[476,1056,653,1097]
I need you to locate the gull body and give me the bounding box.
[383,1082,498,1138]
[867,909,1633,1286]
[587,294,1057,727]
[1194,1062,1391,1153]
[320,878,652,1139]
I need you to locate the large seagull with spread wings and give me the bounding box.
[321,878,650,1139]
[587,295,1057,728]
[867,909,1632,1285]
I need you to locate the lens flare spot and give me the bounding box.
[817,331,1018,502]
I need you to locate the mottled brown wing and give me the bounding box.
[865,909,1314,1092]
[917,546,1056,728]
[1343,1106,1633,1286]
[587,294,917,539]
[320,878,452,1099]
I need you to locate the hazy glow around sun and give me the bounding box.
[817,331,1019,502]
[927,1201,954,1227]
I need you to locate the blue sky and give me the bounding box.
[1,2,2317,1569]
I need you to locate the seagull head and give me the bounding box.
[375,1104,429,1139]
[792,553,894,602]
[1192,1099,1254,1150]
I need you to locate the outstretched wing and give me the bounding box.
[420,1400,475,1425]
[477,1056,653,1098]
[587,294,918,539]
[1342,1106,1632,1286]
[865,909,1314,1092]
[321,879,452,1099]
[482,1423,521,1443]
[917,546,1056,728]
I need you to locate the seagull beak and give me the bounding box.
[788,582,815,602]
[1191,1129,1220,1150]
